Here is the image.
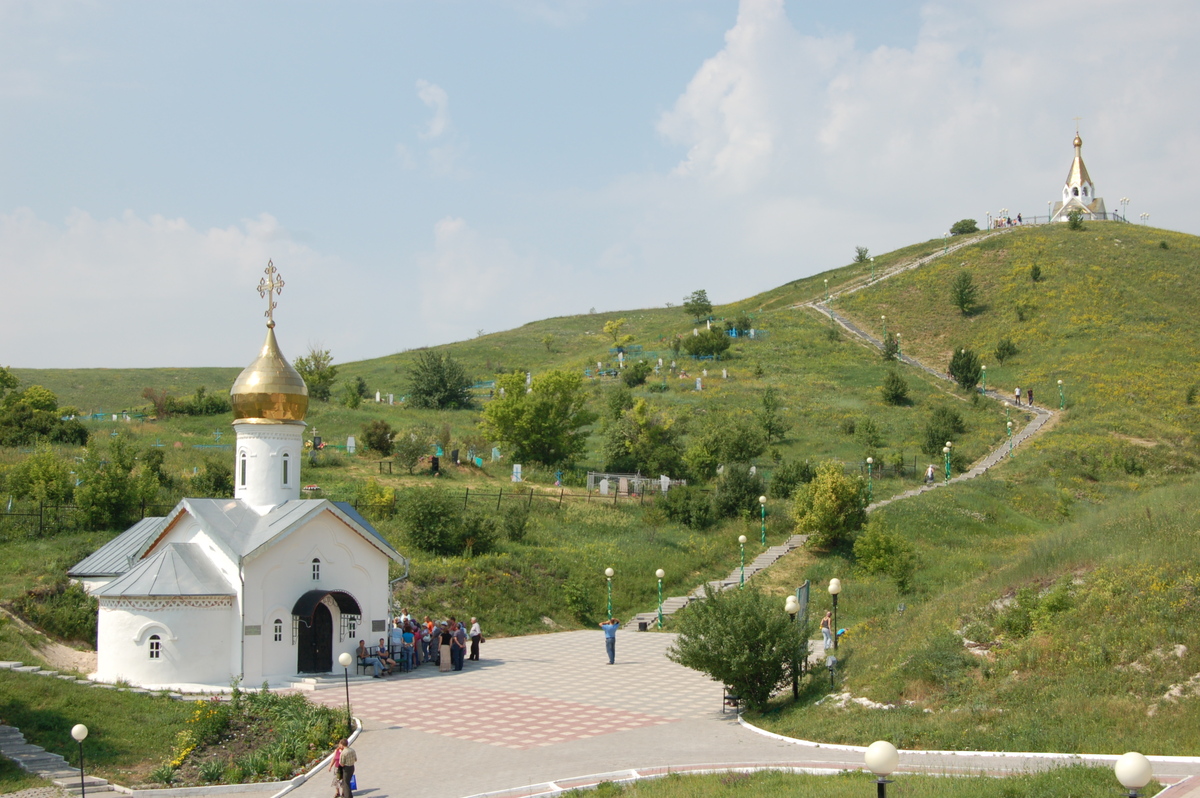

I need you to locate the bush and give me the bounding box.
[768,459,815,500]
[854,246,870,263]
[790,461,867,549]
[76,436,150,530]
[994,337,1019,365]
[681,329,731,359]
[165,386,230,416]
[921,405,967,457]
[659,486,715,529]
[11,579,98,645]
[190,459,233,498]
[948,347,982,391]
[949,218,978,235]
[394,425,433,474]
[501,504,530,542]
[880,370,909,405]
[853,522,918,593]
[712,465,766,520]
[407,350,474,410]
[458,511,498,556]
[621,360,652,388]
[1067,209,1084,230]
[855,416,884,452]
[723,312,753,335]
[361,419,395,457]
[397,487,461,555]
[881,332,899,361]
[356,478,396,520]
[1030,263,1042,283]
[562,578,598,625]
[668,586,806,711]
[951,271,978,316]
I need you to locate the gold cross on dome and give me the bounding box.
[1073,116,1082,133]
[257,260,285,328]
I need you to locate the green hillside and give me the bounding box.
[4,221,1200,754]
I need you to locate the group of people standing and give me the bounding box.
[355,611,483,677]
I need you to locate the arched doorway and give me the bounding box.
[297,603,333,673]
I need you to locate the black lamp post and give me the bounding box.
[828,577,842,651]
[337,652,353,733]
[70,724,88,798]
[785,594,801,699]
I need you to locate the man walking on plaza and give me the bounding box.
[599,617,620,664]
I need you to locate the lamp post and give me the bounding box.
[895,333,901,358]
[824,278,829,303]
[1005,400,1011,423]
[605,567,614,617]
[785,594,801,699]
[943,231,949,254]
[1120,197,1131,221]
[1058,379,1065,410]
[758,495,767,545]
[980,364,986,394]
[1140,212,1149,225]
[943,443,951,484]
[71,724,88,798]
[880,315,886,339]
[1047,200,1052,223]
[865,740,900,798]
[1007,421,1013,457]
[828,578,842,652]
[337,651,353,733]
[1115,752,1154,798]
[738,535,747,587]
[1000,207,1008,226]
[870,257,875,283]
[656,569,665,628]
[987,211,992,230]
[866,457,874,503]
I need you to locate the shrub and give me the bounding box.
[949,218,978,235]
[458,512,498,556]
[855,416,884,452]
[6,444,74,504]
[994,337,1019,365]
[839,417,856,436]
[394,425,433,474]
[712,464,767,520]
[659,485,715,529]
[881,332,899,361]
[790,461,867,549]
[723,312,753,335]
[356,479,396,520]
[562,578,598,625]
[293,347,337,402]
[948,347,982,391]
[854,246,870,263]
[1067,209,1084,230]
[1186,385,1198,406]
[768,459,815,500]
[501,504,530,542]
[361,420,395,457]
[76,436,150,531]
[880,370,909,405]
[921,405,966,457]
[681,329,731,359]
[340,382,362,409]
[407,351,473,410]
[1160,240,1169,250]
[621,360,652,388]
[11,579,98,644]
[667,586,806,710]
[398,487,461,555]
[190,459,233,498]
[1030,263,1042,283]
[951,271,978,315]
[853,522,918,592]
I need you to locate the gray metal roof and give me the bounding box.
[67,516,167,578]
[92,543,235,597]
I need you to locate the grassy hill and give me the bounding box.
[5,221,1200,754]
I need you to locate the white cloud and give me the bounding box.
[406,79,468,177]
[415,78,451,140]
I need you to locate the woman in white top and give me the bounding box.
[469,617,482,661]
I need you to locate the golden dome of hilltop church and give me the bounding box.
[1051,126,1108,222]
[230,263,309,423]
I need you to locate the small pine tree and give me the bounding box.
[1030,263,1042,283]
[880,370,909,405]
[361,419,395,457]
[882,332,899,361]
[994,337,1019,364]
[1067,209,1084,230]
[948,347,982,391]
[951,271,978,316]
[854,246,870,263]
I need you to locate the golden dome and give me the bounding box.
[1073,134,1082,149]
[230,327,308,422]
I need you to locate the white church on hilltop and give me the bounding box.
[1050,131,1109,222]
[70,265,407,690]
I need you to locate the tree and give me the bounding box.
[293,346,338,402]
[408,350,473,410]
[190,459,233,498]
[921,405,966,457]
[881,370,909,405]
[394,425,433,474]
[949,219,978,235]
[142,387,172,419]
[948,347,982,391]
[994,337,1019,364]
[0,366,18,402]
[951,271,978,316]
[757,388,792,444]
[854,520,918,593]
[668,586,806,711]
[621,360,652,388]
[854,246,870,263]
[0,385,88,447]
[541,334,555,353]
[683,289,713,321]
[481,370,597,466]
[602,319,634,349]
[881,332,899,362]
[790,461,867,549]
[340,382,362,409]
[681,329,731,359]
[602,399,686,476]
[768,459,815,500]
[76,436,150,530]
[361,419,395,457]
[1067,209,1085,230]
[684,413,766,479]
[712,464,766,519]
[7,444,74,504]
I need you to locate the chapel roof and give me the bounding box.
[1065,134,1092,188]
[68,516,166,578]
[92,542,234,597]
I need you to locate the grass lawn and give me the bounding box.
[0,754,51,794]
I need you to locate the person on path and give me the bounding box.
[925,464,935,484]
[452,620,468,670]
[438,623,452,672]
[337,739,356,798]
[1014,387,1022,407]
[469,617,482,661]
[1027,388,1034,407]
[389,618,403,664]
[599,617,620,664]
[820,611,834,651]
[355,639,384,679]
[328,739,343,798]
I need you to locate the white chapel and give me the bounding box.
[69,265,407,690]
[1050,131,1108,222]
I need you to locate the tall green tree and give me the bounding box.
[948,347,982,391]
[951,271,978,316]
[293,346,338,401]
[668,586,807,710]
[790,461,868,549]
[481,370,596,466]
[76,436,151,530]
[757,387,792,444]
[394,425,434,475]
[682,289,713,321]
[7,444,74,504]
[602,399,685,476]
[408,350,474,410]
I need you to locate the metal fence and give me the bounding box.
[0,501,175,539]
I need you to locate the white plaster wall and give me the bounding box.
[244,505,392,681]
[233,422,304,511]
[95,601,234,686]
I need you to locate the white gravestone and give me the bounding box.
[695,377,702,391]
[618,477,629,495]
[749,465,756,475]
[660,475,671,493]
[722,368,728,379]
[375,391,381,403]
[599,478,610,495]
[346,436,356,454]
[512,464,523,482]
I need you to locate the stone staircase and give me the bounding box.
[0,725,113,794]
[281,672,376,692]
[633,534,808,629]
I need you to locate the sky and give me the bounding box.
[2,0,1198,369]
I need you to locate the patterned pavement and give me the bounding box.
[304,630,723,750]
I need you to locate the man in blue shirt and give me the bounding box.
[599,617,620,665]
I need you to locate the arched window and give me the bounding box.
[273,619,283,642]
[149,634,161,660]
[282,453,290,487]
[1083,186,1088,197]
[1072,187,1079,197]
[312,558,320,581]
[239,451,248,487]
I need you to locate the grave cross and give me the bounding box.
[257,260,285,328]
